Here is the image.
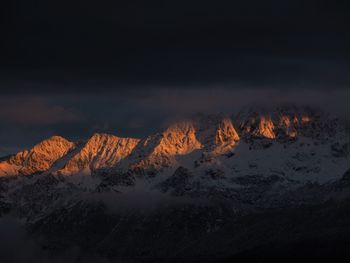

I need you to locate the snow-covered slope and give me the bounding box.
[55,133,140,176]
[120,115,240,172]
[0,136,75,177]
[121,120,202,171]
[0,106,348,183]
[160,107,349,199]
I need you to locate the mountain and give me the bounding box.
[55,133,140,176]
[235,105,339,139]
[0,136,75,177]
[2,107,343,178]
[121,120,202,172]
[1,106,350,262]
[121,115,240,172]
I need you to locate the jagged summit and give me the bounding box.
[0,106,348,178]
[55,133,140,176]
[177,114,241,169]
[0,136,75,177]
[122,120,203,171]
[235,105,329,139]
[193,114,240,152]
[123,115,240,171]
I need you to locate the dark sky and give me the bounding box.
[1,0,350,155]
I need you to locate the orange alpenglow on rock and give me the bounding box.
[211,118,240,154]
[236,110,277,139]
[0,109,317,178]
[257,116,276,139]
[279,115,298,137]
[56,133,140,176]
[126,121,203,170]
[236,106,314,139]
[302,115,311,125]
[280,115,291,127]
[126,117,241,170]
[214,118,240,145]
[155,121,202,156]
[0,136,75,177]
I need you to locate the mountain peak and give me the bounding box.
[0,136,75,176]
[56,133,140,176]
[235,105,327,139]
[123,120,202,171]
[157,120,202,155]
[193,115,240,153]
[124,115,241,171]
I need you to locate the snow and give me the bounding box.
[0,106,349,196]
[0,136,75,177]
[55,133,140,176]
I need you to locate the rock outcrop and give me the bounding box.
[56,133,140,176]
[0,136,75,176]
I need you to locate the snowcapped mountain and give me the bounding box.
[0,136,75,177]
[0,106,349,183]
[1,106,350,261]
[236,105,346,140]
[120,120,203,171]
[120,115,240,172]
[55,133,140,176]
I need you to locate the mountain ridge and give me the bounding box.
[0,106,347,178]
[1,106,350,261]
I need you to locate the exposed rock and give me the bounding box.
[125,116,240,171]
[194,115,240,154]
[0,136,75,177]
[125,120,202,171]
[235,106,327,139]
[56,133,140,176]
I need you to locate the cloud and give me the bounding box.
[0,96,83,125]
[0,86,350,158]
[136,87,350,122]
[85,179,200,214]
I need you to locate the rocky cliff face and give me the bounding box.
[123,120,202,171]
[0,136,75,177]
[235,106,338,140]
[56,133,140,176]
[194,115,240,153]
[122,115,240,171]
